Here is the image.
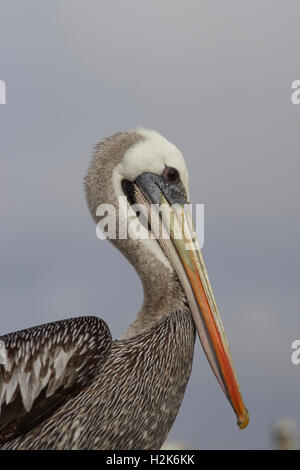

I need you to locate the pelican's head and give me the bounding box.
[85,128,249,430]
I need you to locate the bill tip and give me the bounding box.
[237,409,249,430]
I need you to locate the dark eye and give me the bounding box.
[162,167,179,184]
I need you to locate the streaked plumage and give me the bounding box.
[0,317,111,443]
[0,128,248,449]
[2,310,194,449]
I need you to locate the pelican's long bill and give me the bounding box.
[133,183,249,430]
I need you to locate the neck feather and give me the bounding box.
[116,237,187,339]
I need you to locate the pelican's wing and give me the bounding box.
[0,316,112,443]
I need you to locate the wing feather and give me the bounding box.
[0,316,111,442]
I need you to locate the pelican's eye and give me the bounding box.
[162,167,179,184]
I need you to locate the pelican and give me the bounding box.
[0,129,248,450]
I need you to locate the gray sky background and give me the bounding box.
[0,0,300,449]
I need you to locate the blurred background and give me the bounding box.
[0,0,299,449]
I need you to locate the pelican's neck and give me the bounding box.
[115,238,187,339]
[84,131,188,338]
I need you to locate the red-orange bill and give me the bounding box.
[160,200,249,429]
